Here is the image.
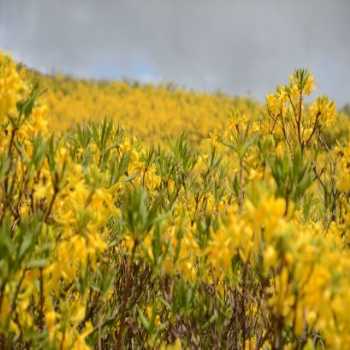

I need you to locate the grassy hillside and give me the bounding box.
[2,52,350,349]
[21,66,261,140]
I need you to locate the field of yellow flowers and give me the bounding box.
[2,51,350,349]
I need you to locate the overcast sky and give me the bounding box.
[0,0,349,105]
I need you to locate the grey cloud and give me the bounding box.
[0,0,349,105]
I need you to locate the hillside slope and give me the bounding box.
[21,66,261,140]
[2,53,350,349]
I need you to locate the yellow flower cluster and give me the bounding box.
[0,53,25,122]
[0,53,115,349]
[266,69,337,153]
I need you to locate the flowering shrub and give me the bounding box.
[2,51,350,349]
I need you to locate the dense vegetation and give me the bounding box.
[22,65,261,140]
[1,51,350,349]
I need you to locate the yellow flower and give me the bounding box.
[264,245,277,269]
